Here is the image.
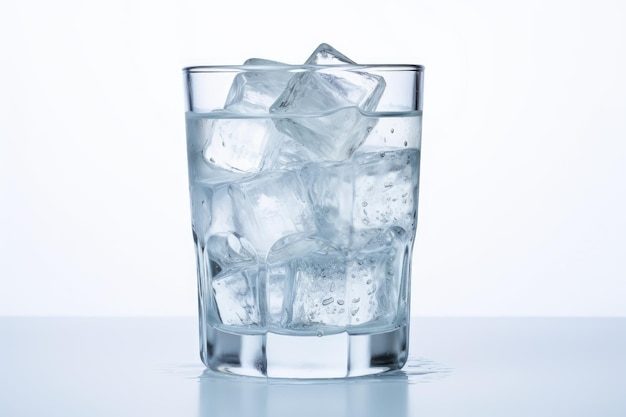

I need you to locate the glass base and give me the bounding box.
[200,324,409,378]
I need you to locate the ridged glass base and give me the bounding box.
[200,324,409,378]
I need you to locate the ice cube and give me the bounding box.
[212,267,259,325]
[266,233,332,264]
[290,252,348,328]
[269,44,385,161]
[305,43,356,65]
[205,232,257,272]
[187,58,292,174]
[229,170,318,256]
[265,234,334,326]
[266,235,348,328]
[189,183,237,242]
[299,161,353,245]
[346,227,408,326]
[352,148,420,237]
[187,115,253,184]
[201,116,285,173]
[225,59,293,113]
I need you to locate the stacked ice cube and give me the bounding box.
[188,44,417,330]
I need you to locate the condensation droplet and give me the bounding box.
[316,330,324,337]
[390,128,395,133]
[322,297,334,306]
[361,201,368,207]
[352,297,360,303]
[404,141,408,147]
[337,299,345,305]
[350,306,360,316]
[366,279,372,284]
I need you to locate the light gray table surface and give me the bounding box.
[1,317,624,416]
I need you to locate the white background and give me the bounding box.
[1,0,625,317]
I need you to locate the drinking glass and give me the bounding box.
[183,64,424,378]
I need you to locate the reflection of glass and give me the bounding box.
[183,63,424,378]
[197,369,409,417]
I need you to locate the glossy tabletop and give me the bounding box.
[1,318,625,416]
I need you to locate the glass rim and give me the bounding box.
[183,64,424,73]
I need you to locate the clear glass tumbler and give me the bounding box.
[183,63,424,378]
